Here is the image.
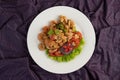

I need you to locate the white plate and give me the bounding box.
[27,6,96,74]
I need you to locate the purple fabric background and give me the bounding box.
[0,0,120,80]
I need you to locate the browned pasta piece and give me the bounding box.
[38,43,45,50]
[70,20,75,26]
[59,15,64,22]
[50,20,57,27]
[38,33,44,42]
[42,26,49,33]
[67,19,71,27]
[63,16,67,23]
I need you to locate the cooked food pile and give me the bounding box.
[38,15,84,62]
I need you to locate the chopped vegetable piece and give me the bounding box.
[54,29,60,35]
[47,29,54,35]
[56,22,64,30]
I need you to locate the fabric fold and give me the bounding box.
[0,57,39,80]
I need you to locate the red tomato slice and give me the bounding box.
[49,53,55,56]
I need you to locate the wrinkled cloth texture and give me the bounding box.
[0,0,120,80]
